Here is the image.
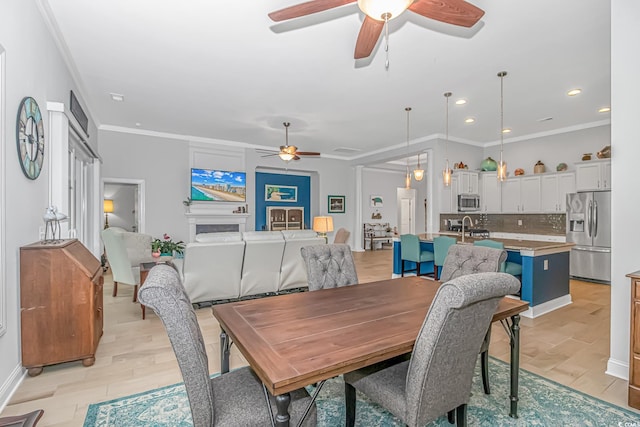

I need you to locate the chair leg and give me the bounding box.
[417,262,421,276]
[401,260,405,277]
[447,409,455,424]
[456,404,467,427]
[112,281,118,297]
[434,265,439,280]
[345,382,356,427]
[481,349,490,394]
[133,284,138,303]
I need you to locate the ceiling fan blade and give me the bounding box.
[293,155,301,161]
[295,151,321,156]
[354,16,384,59]
[409,0,485,28]
[269,0,356,22]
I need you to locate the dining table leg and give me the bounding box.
[509,314,521,418]
[275,393,291,426]
[220,329,230,374]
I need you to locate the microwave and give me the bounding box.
[458,194,480,212]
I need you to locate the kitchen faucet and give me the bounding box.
[461,215,474,243]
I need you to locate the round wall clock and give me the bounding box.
[16,96,45,180]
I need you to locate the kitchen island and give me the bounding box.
[392,233,574,318]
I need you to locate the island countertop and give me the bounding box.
[416,233,574,256]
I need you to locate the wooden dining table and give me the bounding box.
[212,276,529,426]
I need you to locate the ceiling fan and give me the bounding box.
[268,0,485,60]
[263,122,321,161]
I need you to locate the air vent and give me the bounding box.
[333,147,361,153]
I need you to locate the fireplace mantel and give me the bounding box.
[185,210,250,242]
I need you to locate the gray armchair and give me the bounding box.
[300,244,359,291]
[344,272,520,427]
[138,264,316,427]
[439,244,507,395]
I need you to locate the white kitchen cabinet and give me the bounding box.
[541,172,575,213]
[454,171,479,194]
[439,175,459,213]
[480,172,501,213]
[575,160,611,191]
[501,175,541,213]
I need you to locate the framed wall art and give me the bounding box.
[265,184,297,202]
[328,195,345,213]
[370,195,383,207]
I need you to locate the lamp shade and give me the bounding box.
[313,216,334,233]
[357,0,412,20]
[103,199,114,213]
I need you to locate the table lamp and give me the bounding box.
[313,216,334,243]
[103,199,114,229]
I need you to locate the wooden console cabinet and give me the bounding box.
[20,239,103,376]
[628,270,640,409]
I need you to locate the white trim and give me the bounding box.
[0,45,6,336]
[483,120,611,147]
[0,364,26,413]
[520,294,572,318]
[101,178,146,233]
[606,357,629,381]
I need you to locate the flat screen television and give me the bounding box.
[191,168,246,202]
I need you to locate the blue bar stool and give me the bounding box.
[400,234,434,277]
[473,239,523,277]
[433,236,457,280]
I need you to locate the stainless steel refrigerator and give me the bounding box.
[566,191,611,282]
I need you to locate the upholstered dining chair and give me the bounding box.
[433,236,457,280]
[400,234,435,277]
[138,264,316,427]
[439,244,507,395]
[474,239,523,277]
[0,409,44,427]
[344,272,520,427]
[300,244,359,291]
[333,227,350,244]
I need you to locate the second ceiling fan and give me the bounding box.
[268,0,485,60]
[271,122,320,162]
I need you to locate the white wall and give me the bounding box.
[608,0,640,380]
[0,0,97,409]
[104,183,136,231]
[362,168,405,229]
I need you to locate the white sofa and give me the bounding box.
[173,230,326,305]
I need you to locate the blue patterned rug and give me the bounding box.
[84,358,640,426]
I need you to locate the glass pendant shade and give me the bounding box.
[357,0,412,20]
[496,71,508,183]
[413,168,424,181]
[443,160,452,186]
[405,172,411,189]
[497,158,508,181]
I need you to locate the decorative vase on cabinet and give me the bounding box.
[481,157,498,171]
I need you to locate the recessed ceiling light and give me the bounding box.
[464,117,475,124]
[455,99,467,105]
[110,93,125,102]
[502,128,512,134]
[598,107,611,113]
[135,122,142,127]
[567,89,582,96]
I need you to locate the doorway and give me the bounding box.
[397,188,416,235]
[102,178,146,233]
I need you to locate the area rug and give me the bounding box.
[84,358,640,426]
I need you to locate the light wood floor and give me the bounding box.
[2,248,636,425]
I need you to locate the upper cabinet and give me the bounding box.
[480,172,501,213]
[541,173,576,213]
[501,175,541,213]
[455,171,479,194]
[441,175,459,213]
[575,160,611,191]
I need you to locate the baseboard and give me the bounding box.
[521,294,572,319]
[606,357,629,381]
[0,363,26,413]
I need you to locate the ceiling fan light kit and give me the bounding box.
[357,0,412,21]
[275,122,320,162]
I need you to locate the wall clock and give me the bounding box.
[16,96,45,180]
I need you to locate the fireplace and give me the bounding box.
[186,211,250,242]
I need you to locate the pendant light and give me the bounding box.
[405,107,412,189]
[442,92,452,186]
[497,71,508,182]
[413,152,424,182]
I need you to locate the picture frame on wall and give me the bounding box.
[370,195,383,207]
[328,195,345,213]
[265,184,297,202]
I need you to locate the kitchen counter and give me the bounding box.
[392,233,573,318]
[417,233,574,256]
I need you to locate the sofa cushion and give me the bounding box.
[242,231,284,241]
[281,230,319,240]
[195,232,242,243]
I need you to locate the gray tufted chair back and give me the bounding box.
[439,244,507,282]
[300,244,359,291]
[404,272,521,425]
[138,264,215,426]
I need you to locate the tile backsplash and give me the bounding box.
[439,213,566,236]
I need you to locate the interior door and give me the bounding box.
[397,188,416,235]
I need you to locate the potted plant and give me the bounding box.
[151,233,185,257]
[183,197,192,213]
